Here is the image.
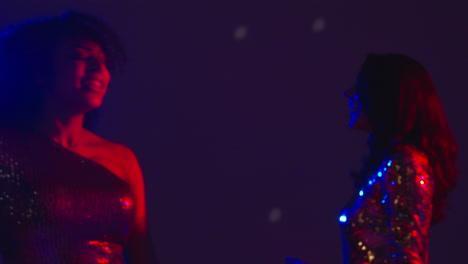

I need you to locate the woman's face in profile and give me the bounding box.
[50,37,111,114]
[344,79,370,131]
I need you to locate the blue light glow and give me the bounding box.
[377,171,382,177]
[284,257,305,264]
[359,190,364,196]
[382,195,388,203]
[339,215,347,223]
[387,160,392,166]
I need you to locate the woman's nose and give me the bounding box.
[344,86,356,97]
[86,58,105,73]
[344,89,351,97]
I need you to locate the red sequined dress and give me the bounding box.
[339,145,433,264]
[0,129,136,264]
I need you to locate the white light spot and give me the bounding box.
[312,17,326,33]
[339,214,347,223]
[233,25,248,40]
[269,207,282,223]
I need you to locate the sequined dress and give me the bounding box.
[0,129,136,264]
[339,145,433,264]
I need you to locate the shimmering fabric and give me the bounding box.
[340,145,433,264]
[0,129,136,264]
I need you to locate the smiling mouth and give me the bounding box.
[83,79,102,87]
[82,80,104,93]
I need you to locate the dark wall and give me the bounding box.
[1,0,467,263]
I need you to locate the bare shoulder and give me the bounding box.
[81,129,141,180]
[82,129,134,155]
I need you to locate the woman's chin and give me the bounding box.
[74,101,102,114]
[81,97,103,111]
[350,120,371,132]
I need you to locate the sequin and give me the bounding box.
[0,129,136,264]
[339,145,433,264]
[340,215,348,223]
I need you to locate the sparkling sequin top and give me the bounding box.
[0,129,136,264]
[339,145,433,264]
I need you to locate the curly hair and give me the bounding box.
[353,54,458,225]
[0,10,126,130]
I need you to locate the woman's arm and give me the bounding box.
[383,150,433,264]
[121,146,157,264]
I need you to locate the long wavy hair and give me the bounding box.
[354,54,457,225]
[0,10,126,131]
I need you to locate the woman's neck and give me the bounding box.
[37,112,86,150]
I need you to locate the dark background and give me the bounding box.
[2,0,467,263]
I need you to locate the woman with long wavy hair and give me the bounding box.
[340,54,457,264]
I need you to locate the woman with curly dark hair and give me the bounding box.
[0,11,156,263]
[340,54,457,264]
